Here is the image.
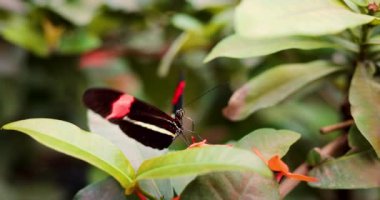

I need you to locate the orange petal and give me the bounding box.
[268,155,289,173]
[286,173,318,182]
[187,139,208,148]
[172,196,180,200]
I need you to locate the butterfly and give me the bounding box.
[83,78,185,150]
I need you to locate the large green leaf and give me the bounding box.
[223,61,344,120]
[181,172,280,200]
[309,151,380,189]
[204,35,335,62]
[349,64,380,157]
[0,16,48,56]
[235,0,375,39]
[2,119,135,193]
[236,128,300,160]
[136,146,272,180]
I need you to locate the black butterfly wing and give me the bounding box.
[83,88,180,149]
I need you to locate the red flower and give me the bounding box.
[252,148,318,183]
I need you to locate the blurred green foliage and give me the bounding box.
[0,0,375,199]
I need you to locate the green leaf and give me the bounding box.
[236,128,300,160]
[309,151,380,189]
[181,172,280,200]
[349,64,380,157]
[0,16,48,56]
[307,148,323,166]
[172,14,204,33]
[223,61,344,120]
[205,35,335,62]
[2,119,135,193]
[58,29,101,54]
[170,176,196,195]
[138,179,173,200]
[187,0,234,10]
[136,146,272,180]
[235,0,375,39]
[349,0,369,6]
[74,177,128,200]
[36,0,102,26]
[348,124,372,153]
[157,32,189,77]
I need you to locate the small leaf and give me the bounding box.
[187,0,234,10]
[74,177,127,200]
[205,35,335,62]
[235,0,375,39]
[181,172,280,200]
[223,61,344,120]
[309,151,380,189]
[36,0,102,26]
[349,64,380,157]
[58,29,101,54]
[136,146,272,180]
[157,32,190,77]
[2,119,135,193]
[172,14,204,33]
[236,128,300,160]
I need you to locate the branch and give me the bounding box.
[279,134,348,198]
[319,119,354,134]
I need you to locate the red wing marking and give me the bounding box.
[106,94,135,119]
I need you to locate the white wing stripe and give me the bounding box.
[123,116,176,137]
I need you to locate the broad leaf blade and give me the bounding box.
[136,146,272,180]
[235,0,375,39]
[2,119,135,193]
[74,177,128,200]
[309,151,380,189]
[236,128,300,160]
[349,64,380,157]
[223,61,344,120]
[181,172,280,200]
[205,35,335,62]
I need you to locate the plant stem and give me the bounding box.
[279,134,348,198]
[320,119,354,134]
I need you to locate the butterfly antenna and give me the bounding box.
[184,83,229,108]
